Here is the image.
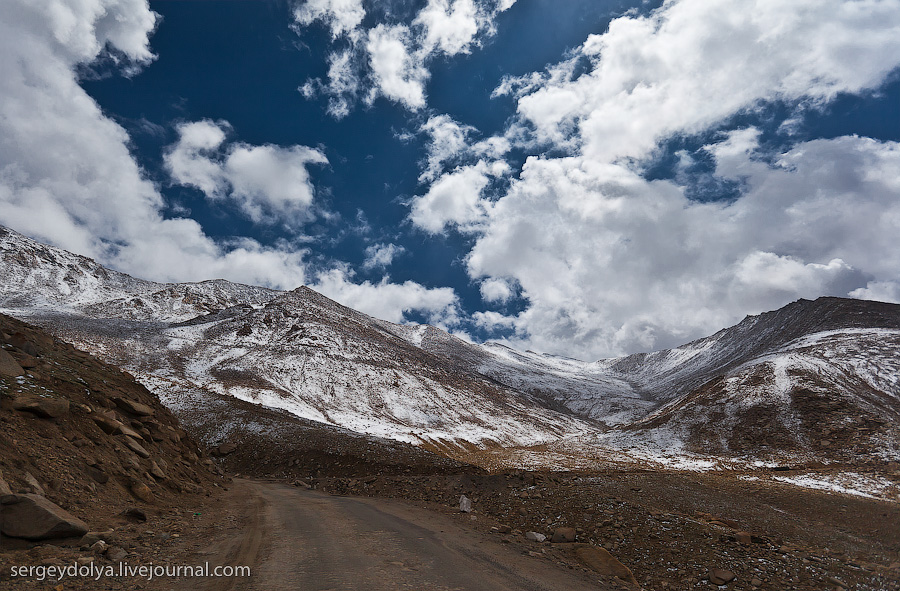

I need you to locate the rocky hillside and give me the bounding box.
[0,312,224,547]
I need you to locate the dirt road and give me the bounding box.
[200,479,607,591]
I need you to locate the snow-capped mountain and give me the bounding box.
[1,225,898,464]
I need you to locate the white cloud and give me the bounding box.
[507,0,900,162]
[363,243,405,270]
[415,0,482,56]
[409,160,507,233]
[479,277,513,303]
[164,120,328,226]
[296,0,519,114]
[365,24,428,110]
[850,281,900,304]
[313,268,459,326]
[419,115,476,182]
[293,0,366,39]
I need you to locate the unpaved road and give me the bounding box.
[199,479,606,591]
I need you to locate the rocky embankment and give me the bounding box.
[0,313,226,589]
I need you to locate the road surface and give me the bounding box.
[204,479,607,591]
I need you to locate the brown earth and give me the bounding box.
[0,313,226,590]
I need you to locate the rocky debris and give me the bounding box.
[113,396,154,417]
[525,531,546,542]
[735,531,752,545]
[107,547,128,562]
[121,507,148,522]
[124,436,151,458]
[149,460,166,479]
[709,568,736,586]
[10,392,69,418]
[128,478,154,503]
[22,471,44,495]
[0,348,24,377]
[575,545,639,586]
[0,469,11,495]
[551,527,576,543]
[459,495,472,513]
[211,442,237,457]
[0,494,88,540]
[91,540,109,554]
[85,464,110,484]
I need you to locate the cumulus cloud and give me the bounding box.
[409,160,508,233]
[365,24,428,110]
[293,0,366,39]
[0,0,462,328]
[414,0,482,56]
[502,0,900,162]
[164,120,328,226]
[313,268,459,326]
[295,0,519,114]
[479,278,513,303]
[419,115,476,182]
[363,243,405,270]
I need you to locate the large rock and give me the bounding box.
[92,414,123,434]
[709,568,736,586]
[0,494,88,540]
[459,495,472,513]
[0,469,11,495]
[11,393,69,418]
[124,437,150,459]
[113,397,154,417]
[551,527,576,543]
[525,531,546,542]
[211,443,237,457]
[129,480,154,503]
[575,546,639,586]
[0,349,25,377]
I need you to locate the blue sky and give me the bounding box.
[2,0,900,359]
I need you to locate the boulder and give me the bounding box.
[92,415,123,434]
[11,393,69,418]
[525,531,546,542]
[211,443,237,457]
[575,546,639,586]
[149,460,166,480]
[124,437,150,459]
[551,527,576,543]
[0,494,88,540]
[113,397,154,417]
[85,465,109,485]
[709,568,736,586]
[0,349,25,377]
[129,480,153,503]
[459,495,472,513]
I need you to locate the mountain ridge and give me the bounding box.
[1,225,898,468]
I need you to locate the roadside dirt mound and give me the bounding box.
[0,313,226,586]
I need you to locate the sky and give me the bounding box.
[1,0,900,360]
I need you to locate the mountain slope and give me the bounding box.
[1,225,899,466]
